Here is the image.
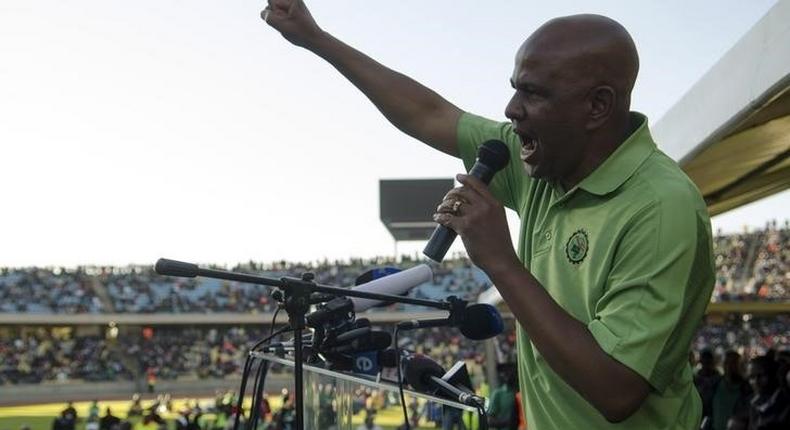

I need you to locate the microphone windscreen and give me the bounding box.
[328,331,392,354]
[354,318,371,328]
[363,331,393,351]
[326,354,354,371]
[355,267,402,308]
[334,326,372,345]
[378,349,399,368]
[155,258,199,278]
[404,354,445,393]
[477,140,510,171]
[349,264,432,312]
[460,303,505,340]
[354,267,401,285]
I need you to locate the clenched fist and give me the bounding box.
[261,0,323,48]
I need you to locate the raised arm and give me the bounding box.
[262,0,463,157]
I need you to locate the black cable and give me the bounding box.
[244,310,286,430]
[394,327,410,430]
[270,306,281,336]
[232,356,253,430]
[477,405,489,430]
[232,324,291,430]
[247,358,266,430]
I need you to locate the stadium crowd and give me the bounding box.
[1,315,787,387]
[712,219,789,302]
[1,220,786,315]
[0,268,102,314]
[0,329,131,385]
[125,327,264,382]
[1,221,789,428]
[31,345,790,430]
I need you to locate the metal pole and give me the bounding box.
[293,326,304,430]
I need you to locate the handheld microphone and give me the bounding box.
[403,354,485,408]
[423,140,510,262]
[396,303,504,340]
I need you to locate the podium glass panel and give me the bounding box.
[252,352,481,430]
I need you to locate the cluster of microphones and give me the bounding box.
[154,258,503,408]
[261,264,503,408]
[154,141,511,428]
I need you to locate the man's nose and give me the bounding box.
[505,95,522,120]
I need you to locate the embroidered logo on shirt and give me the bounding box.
[565,229,589,264]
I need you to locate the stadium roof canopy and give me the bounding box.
[652,0,790,216]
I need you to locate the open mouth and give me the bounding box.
[519,135,539,162]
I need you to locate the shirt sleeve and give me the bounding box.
[587,199,715,393]
[456,112,529,211]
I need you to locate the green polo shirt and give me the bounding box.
[457,112,715,429]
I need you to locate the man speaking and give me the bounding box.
[262,1,715,428]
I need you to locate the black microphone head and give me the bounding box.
[459,303,505,340]
[404,354,445,393]
[378,348,400,368]
[354,318,371,328]
[477,140,510,171]
[329,330,392,354]
[333,326,372,345]
[359,331,392,352]
[305,297,354,328]
[155,258,199,278]
[326,354,354,371]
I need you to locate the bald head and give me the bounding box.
[505,15,641,187]
[520,14,639,114]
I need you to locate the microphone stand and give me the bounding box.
[154,258,462,430]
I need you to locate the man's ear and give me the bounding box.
[586,85,615,131]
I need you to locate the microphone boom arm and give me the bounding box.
[155,258,456,311]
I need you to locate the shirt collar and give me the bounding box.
[577,112,656,196]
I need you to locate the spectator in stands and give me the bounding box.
[88,400,100,421]
[132,415,158,430]
[696,349,722,429]
[61,402,77,430]
[356,412,383,430]
[146,367,157,393]
[99,408,121,430]
[175,408,191,430]
[777,350,790,393]
[747,355,790,429]
[52,411,73,430]
[127,394,144,418]
[488,363,518,430]
[712,351,752,430]
[274,391,295,430]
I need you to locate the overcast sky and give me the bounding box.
[1,0,785,268]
